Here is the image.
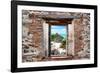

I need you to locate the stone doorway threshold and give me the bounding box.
[48,56,74,61]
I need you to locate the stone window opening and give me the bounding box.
[42,17,75,59]
[22,10,90,62]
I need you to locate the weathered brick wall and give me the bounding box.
[73,18,83,54]
[29,14,45,55]
[72,13,90,58]
[22,10,45,62]
[22,10,90,62]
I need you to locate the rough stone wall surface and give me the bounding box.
[22,10,90,62]
[29,16,44,55]
[22,10,45,62]
[73,13,90,58]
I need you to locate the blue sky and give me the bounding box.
[51,25,67,35]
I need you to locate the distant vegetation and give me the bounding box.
[51,33,64,42]
[51,33,66,49]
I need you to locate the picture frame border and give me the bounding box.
[11,1,97,72]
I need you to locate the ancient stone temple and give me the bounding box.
[22,10,90,62]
